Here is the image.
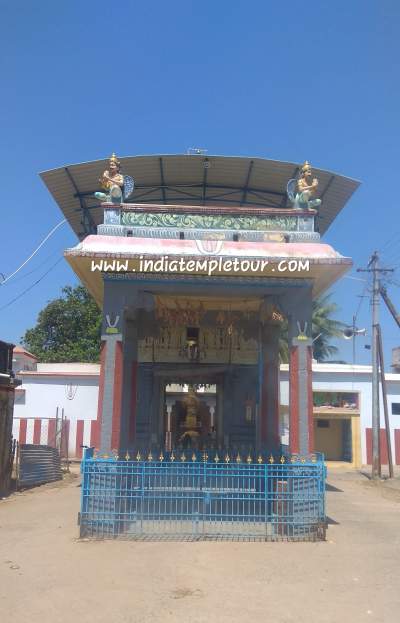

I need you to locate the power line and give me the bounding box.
[0,258,63,312]
[355,288,368,321]
[378,229,400,257]
[343,275,367,283]
[380,234,400,254]
[386,255,400,270]
[380,251,400,268]
[343,274,369,326]
[3,249,62,285]
[0,219,66,286]
[385,277,400,289]
[380,241,400,261]
[353,276,370,324]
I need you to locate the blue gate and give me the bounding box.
[79,449,326,541]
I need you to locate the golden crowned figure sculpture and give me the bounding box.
[94,153,135,204]
[286,160,321,210]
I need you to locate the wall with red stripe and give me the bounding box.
[12,417,98,458]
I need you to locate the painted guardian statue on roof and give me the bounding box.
[287,161,322,211]
[94,153,135,204]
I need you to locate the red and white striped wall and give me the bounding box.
[365,428,400,465]
[12,417,99,459]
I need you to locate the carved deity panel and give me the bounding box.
[138,325,258,364]
[137,296,265,364]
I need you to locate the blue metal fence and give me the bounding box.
[79,449,326,541]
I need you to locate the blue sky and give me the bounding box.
[1,0,399,366]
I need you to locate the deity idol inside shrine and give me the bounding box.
[41,154,359,457]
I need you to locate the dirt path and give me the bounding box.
[0,469,399,623]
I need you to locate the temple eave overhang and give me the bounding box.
[64,235,352,306]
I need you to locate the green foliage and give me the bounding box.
[279,294,345,363]
[22,285,102,362]
[311,294,345,362]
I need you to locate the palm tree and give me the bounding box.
[311,294,345,361]
[279,294,345,363]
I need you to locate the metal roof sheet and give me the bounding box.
[40,154,360,239]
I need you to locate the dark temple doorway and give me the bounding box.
[163,382,218,451]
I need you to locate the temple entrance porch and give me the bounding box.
[95,275,315,459]
[134,363,259,455]
[48,155,357,543]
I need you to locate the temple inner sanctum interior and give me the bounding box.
[165,384,218,450]
[117,290,288,455]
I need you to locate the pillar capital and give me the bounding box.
[279,286,313,335]
[291,336,312,348]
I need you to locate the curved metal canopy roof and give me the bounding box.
[40,154,360,239]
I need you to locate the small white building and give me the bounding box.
[12,348,400,467]
[13,349,99,458]
[280,363,400,468]
[12,345,38,373]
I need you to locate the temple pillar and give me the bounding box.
[285,288,314,455]
[259,323,281,452]
[97,280,154,454]
[97,280,129,454]
[119,314,138,454]
[98,331,124,454]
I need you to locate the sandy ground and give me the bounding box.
[0,467,399,623]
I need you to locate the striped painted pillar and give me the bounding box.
[97,333,124,454]
[118,317,139,452]
[289,337,313,455]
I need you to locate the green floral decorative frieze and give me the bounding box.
[121,211,299,231]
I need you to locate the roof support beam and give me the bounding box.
[76,194,287,210]
[204,189,244,201]
[279,166,298,208]
[245,190,282,208]
[240,160,254,206]
[314,175,335,231]
[80,197,285,209]
[130,187,165,201]
[65,167,96,235]
[159,157,167,204]
[319,175,335,201]
[75,182,286,200]
[202,158,209,205]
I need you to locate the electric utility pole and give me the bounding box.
[358,252,393,479]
